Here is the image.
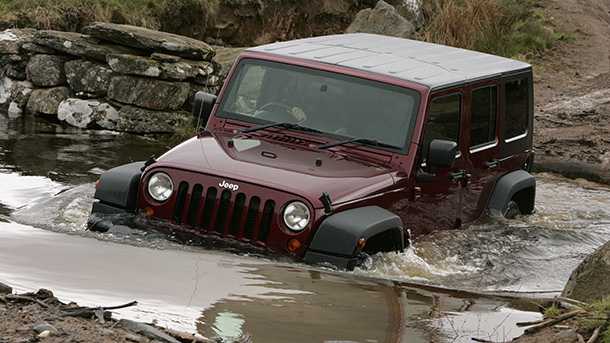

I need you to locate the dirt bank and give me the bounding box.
[532,0,610,184]
[0,283,204,343]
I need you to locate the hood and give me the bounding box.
[153,131,397,208]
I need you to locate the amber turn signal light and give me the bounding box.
[357,238,366,251]
[287,239,301,252]
[143,207,154,217]
[95,179,101,189]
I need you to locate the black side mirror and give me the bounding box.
[427,139,458,169]
[192,91,217,127]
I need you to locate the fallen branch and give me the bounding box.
[62,301,138,319]
[5,294,49,308]
[587,327,601,343]
[557,296,589,308]
[471,338,508,343]
[516,319,545,327]
[524,310,584,335]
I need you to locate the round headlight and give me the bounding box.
[147,172,173,202]
[283,201,310,232]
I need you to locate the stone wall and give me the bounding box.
[0,23,222,134]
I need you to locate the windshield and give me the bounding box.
[218,59,421,152]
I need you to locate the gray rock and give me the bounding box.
[65,60,113,96]
[33,30,138,62]
[26,87,70,116]
[20,42,57,55]
[32,323,58,334]
[116,105,191,134]
[0,54,24,66]
[83,22,215,61]
[563,240,610,303]
[346,0,415,39]
[117,319,181,343]
[0,29,36,55]
[26,54,67,87]
[542,89,610,117]
[2,61,27,80]
[107,54,214,81]
[0,77,33,116]
[151,52,182,63]
[107,54,162,78]
[108,76,189,111]
[58,98,119,130]
[0,281,11,294]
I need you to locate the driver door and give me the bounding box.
[406,91,467,236]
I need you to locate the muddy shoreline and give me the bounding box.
[0,283,206,343]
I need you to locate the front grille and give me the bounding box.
[171,182,276,243]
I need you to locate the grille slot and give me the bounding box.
[244,197,260,240]
[173,182,189,224]
[187,184,203,226]
[230,193,247,236]
[258,200,275,241]
[201,187,218,228]
[215,190,232,233]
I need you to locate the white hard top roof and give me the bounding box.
[247,33,531,90]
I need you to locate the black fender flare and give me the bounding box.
[92,161,145,215]
[304,206,405,267]
[488,169,536,216]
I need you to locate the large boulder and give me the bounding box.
[64,60,113,97]
[562,241,610,303]
[33,30,137,62]
[83,22,215,60]
[108,76,189,111]
[26,54,67,87]
[107,54,214,81]
[57,98,119,129]
[26,86,70,116]
[116,105,191,134]
[345,0,415,39]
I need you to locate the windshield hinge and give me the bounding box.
[319,192,333,214]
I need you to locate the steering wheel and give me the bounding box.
[253,102,307,123]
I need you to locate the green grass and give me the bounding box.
[0,0,218,35]
[544,304,561,319]
[419,0,563,59]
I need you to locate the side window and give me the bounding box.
[504,78,530,139]
[470,86,497,147]
[422,94,461,157]
[225,65,266,116]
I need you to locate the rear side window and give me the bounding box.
[504,78,530,139]
[470,86,497,147]
[423,94,461,155]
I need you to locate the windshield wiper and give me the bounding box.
[318,137,399,150]
[240,122,323,134]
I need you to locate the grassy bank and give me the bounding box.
[0,0,217,36]
[419,0,563,58]
[0,0,561,58]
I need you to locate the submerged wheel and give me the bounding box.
[87,216,113,233]
[503,200,522,219]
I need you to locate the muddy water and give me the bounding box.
[2,115,610,342]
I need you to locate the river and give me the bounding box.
[2,115,609,342]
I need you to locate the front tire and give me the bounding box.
[503,200,521,219]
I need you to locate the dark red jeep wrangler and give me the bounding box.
[89,34,536,269]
